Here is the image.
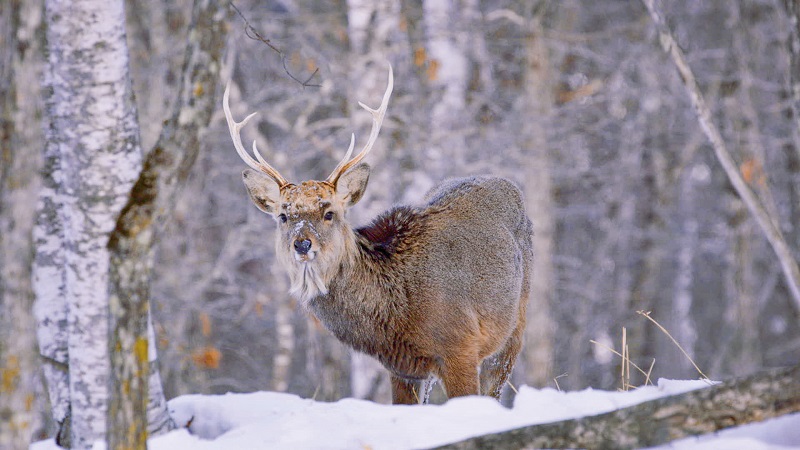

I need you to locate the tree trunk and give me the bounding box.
[107,0,229,447]
[779,0,800,284]
[33,81,71,446]
[38,0,144,447]
[517,2,555,389]
[437,364,800,450]
[670,165,698,374]
[422,0,469,178]
[0,0,44,447]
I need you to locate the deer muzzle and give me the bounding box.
[292,237,316,263]
[294,238,312,255]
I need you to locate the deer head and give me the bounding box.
[223,65,393,300]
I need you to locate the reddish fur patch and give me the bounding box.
[356,206,418,259]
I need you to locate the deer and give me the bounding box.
[223,65,532,404]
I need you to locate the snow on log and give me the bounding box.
[437,364,800,449]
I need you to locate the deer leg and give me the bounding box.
[390,375,422,404]
[479,323,523,400]
[481,253,530,400]
[440,356,480,398]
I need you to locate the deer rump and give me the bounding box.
[308,176,532,403]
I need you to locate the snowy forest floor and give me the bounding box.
[31,378,800,449]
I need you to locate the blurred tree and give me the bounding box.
[515,0,556,389]
[0,0,44,447]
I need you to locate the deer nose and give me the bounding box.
[294,238,312,255]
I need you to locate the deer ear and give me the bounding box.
[242,169,281,214]
[336,163,370,207]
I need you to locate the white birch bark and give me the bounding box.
[38,0,143,447]
[422,0,469,176]
[272,300,294,392]
[34,27,71,443]
[33,151,71,441]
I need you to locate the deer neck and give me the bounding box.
[304,232,400,352]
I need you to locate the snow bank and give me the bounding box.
[31,379,800,449]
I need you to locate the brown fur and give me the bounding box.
[242,168,533,404]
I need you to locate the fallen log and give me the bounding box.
[436,364,800,450]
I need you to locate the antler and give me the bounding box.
[326,64,394,186]
[223,82,291,188]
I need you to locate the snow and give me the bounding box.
[31,378,800,450]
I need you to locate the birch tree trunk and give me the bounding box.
[0,0,44,446]
[34,78,71,446]
[37,0,143,447]
[107,0,228,446]
[422,0,468,178]
[779,0,800,279]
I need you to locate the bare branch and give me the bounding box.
[640,0,800,310]
[228,1,321,88]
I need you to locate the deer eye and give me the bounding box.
[324,211,334,221]
[278,213,288,223]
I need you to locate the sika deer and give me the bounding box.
[223,65,532,404]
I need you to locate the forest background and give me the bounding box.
[1,0,799,443]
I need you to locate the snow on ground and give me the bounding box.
[32,379,800,449]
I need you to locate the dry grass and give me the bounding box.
[505,379,519,395]
[553,372,568,392]
[589,310,710,391]
[636,310,710,381]
[589,332,654,391]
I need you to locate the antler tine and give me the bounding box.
[325,133,356,184]
[326,63,394,186]
[223,81,290,188]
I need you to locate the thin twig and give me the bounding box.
[228,1,321,88]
